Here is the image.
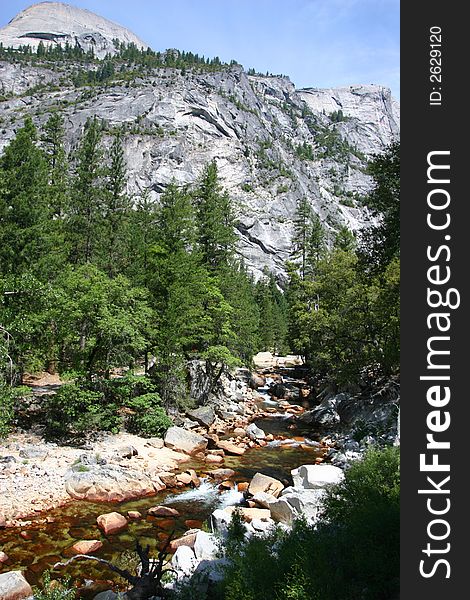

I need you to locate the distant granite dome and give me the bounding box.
[0,2,149,58]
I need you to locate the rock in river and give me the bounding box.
[164,426,208,455]
[96,512,128,535]
[65,464,158,502]
[0,571,33,600]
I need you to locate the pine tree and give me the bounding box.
[193,161,237,271]
[127,188,158,288]
[291,198,325,279]
[0,116,50,277]
[101,127,131,276]
[42,111,68,218]
[360,142,400,272]
[334,225,356,252]
[67,116,104,265]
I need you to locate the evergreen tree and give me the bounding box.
[42,111,68,218]
[193,161,237,272]
[291,198,325,279]
[360,142,400,272]
[334,224,356,252]
[67,116,104,265]
[126,187,159,288]
[101,127,131,276]
[255,272,289,354]
[218,263,261,363]
[0,116,51,277]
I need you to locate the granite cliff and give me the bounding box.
[0,2,399,278]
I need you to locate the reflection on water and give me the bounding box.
[0,420,322,590]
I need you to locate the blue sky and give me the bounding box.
[0,0,400,98]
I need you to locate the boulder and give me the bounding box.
[169,532,198,552]
[172,545,197,576]
[251,517,276,533]
[65,464,156,502]
[176,473,193,485]
[148,506,179,517]
[147,437,164,449]
[158,472,177,487]
[249,374,265,389]
[292,464,344,490]
[164,426,208,455]
[0,552,9,564]
[186,406,216,428]
[269,497,297,525]
[248,472,284,497]
[117,445,138,459]
[252,352,276,369]
[251,491,279,509]
[96,512,128,535]
[232,427,246,437]
[193,531,218,561]
[71,540,103,554]
[207,468,236,481]
[216,440,246,455]
[270,488,326,525]
[205,454,224,464]
[127,511,142,519]
[270,382,286,399]
[299,396,340,427]
[246,423,266,441]
[212,506,271,531]
[0,572,33,600]
[0,515,6,529]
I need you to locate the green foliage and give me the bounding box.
[0,115,263,417]
[295,141,314,161]
[216,447,399,600]
[329,109,348,123]
[0,382,15,437]
[360,142,400,272]
[0,116,52,278]
[255,272,289,354]
[53,265,152,378]
[291,198,325,280]
[127,393,172,437]
[193,161,237,272]
[289,247,399,381]
[43,383,120,438]
[67,116,104,265]
[34,571,76,600]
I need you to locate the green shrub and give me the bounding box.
[0,384,32,437]
[34,571,76,600]
[0,383,15,438]
[215,447,399,600]
[44,383,120,439]
[126,393,172,437]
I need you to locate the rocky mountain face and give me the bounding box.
[0,4,399,279]
[0,2,148,58]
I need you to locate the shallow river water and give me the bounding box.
[0,415,321,593]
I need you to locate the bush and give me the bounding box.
[34,571,76,600]
[44,383,120,439]
[126,393,172,437]
[0,384,32,437]
[215,447,399,600]
[0,383,15,438]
